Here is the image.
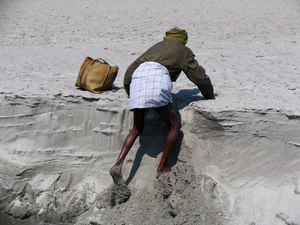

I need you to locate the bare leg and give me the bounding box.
[110,109,145,184]
[154,103,181,175]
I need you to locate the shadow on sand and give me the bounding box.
[125,88,210,185]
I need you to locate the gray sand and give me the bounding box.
[1,0,300,224]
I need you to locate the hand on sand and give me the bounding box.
[214,93,218,97]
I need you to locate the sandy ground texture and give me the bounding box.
[1,0,300,224]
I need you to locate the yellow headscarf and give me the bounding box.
[163,29,188,45]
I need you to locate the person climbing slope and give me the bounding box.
[110,28,216,185]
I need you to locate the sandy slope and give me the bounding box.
[0,0,300,224]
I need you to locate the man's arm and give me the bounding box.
[183,54,214,99]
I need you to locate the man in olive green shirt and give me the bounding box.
[124,38,214,99]
[110,29,216,186]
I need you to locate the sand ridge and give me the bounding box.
[1,0,300,224]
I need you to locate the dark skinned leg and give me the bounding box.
[154,103,181,175]
[110,109,145,184]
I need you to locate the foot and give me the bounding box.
[109,165,125,186]
[157,166,172,177]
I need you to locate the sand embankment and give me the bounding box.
[1,0,300,224]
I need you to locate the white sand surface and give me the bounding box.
[0,0,300,224]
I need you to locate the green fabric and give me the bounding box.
[124,37,214,99]
[163,29,188,45]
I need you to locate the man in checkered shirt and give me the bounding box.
[110,29,216,185]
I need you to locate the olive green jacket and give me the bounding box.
[124,39,214,99]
